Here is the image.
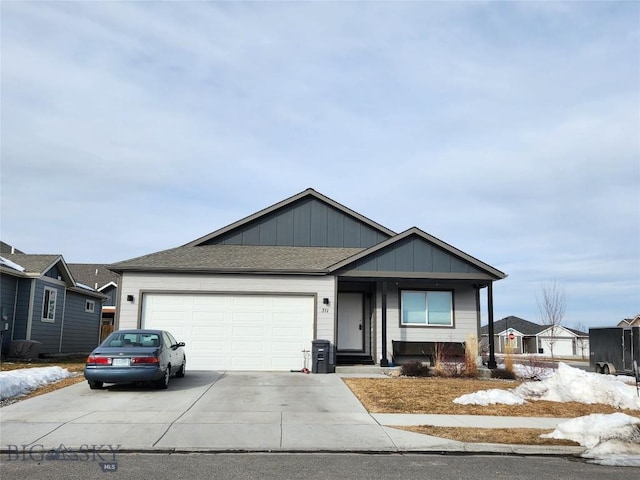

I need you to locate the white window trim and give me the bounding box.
[42,287,57,323]
[400,289,454,327]
[85,300,95,313]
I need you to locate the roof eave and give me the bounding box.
[335,271,499,281]
[111,266,330,276]
[67,287,109,299]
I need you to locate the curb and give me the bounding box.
[0,445,587,457]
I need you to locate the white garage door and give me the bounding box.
[141,294,314,371]
[540,337,574,357]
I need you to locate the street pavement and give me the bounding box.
[0,371,585,456]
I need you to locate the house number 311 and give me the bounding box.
[321,307,329,313]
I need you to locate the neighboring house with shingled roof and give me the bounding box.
[0,243,106,355]
[480,315,589,358]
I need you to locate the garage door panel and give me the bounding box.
[233,296,267,307]
[142,294,314,370]
[273,327,303,337]
[193,296,226,307]
[192,326,224,337]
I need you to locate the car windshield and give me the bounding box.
[104,332,160,348]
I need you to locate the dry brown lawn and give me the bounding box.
[343,376,640,446]
[396,426,580,446]
[342,377,640,418]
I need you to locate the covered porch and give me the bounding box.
[334,277,500,369]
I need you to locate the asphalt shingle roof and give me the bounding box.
[0,241,24,255]
[68,264,119,289]
[109,245,365,273]
[480,316,588,337]
[0,254,61,275]
[481,316,546,335]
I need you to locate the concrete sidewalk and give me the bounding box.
[0,371,585,456]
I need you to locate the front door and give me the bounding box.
[337,292,364,351]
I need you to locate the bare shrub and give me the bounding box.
[464,335,479,378]
[400,360,430,377]
[504,344,515,376]
[434,342,466,378]
[491,368,517,380]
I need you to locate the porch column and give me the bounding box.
[380,281,388,366]
[487,281,497,369]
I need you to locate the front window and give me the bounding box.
[401,290,453,327]
[42,287,57,322]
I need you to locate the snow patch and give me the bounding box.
[454,389,526,406]
[514,363,640,410]
[454,363,640,410]
[541,413,640,467]
[0,367,74,400]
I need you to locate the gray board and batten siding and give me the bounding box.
[339,235,487,276]
[199,196,392,249]
[29,279,65,354]
[61,291,101,353]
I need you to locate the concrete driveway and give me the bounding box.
[0,372,457,452]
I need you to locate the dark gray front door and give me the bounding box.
[337,292,364,351]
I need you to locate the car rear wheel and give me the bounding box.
[156,368,170,389]
[603,364,610,375]
[88,380,103,390]
[175,360,186,378]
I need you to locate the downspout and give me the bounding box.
[474,285,481,342]
[380,281,388,366]
[25,279,36,340]
[114,277,122,330]
[58,287,67,353]
[487,281,497,369]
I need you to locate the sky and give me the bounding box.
[1,1,638,329]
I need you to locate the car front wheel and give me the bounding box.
[156,368,170,389]
[88,380,103,390]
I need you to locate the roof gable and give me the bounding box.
[186,188,395,249]
[329,228,506,280]
[0,254,76,287]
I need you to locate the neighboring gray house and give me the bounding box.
[68,264,119,341]
[0,246,106,355]
[110,188,507,371]
[480,316,589,358]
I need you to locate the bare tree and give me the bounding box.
[536,281,567,359]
